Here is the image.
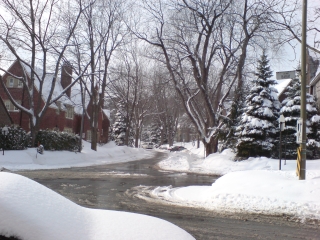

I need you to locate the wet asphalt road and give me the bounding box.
[15,151,320,239]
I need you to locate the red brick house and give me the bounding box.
[80,97,110,143]
[0,60,110,143]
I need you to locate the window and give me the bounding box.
[4,100,20,112]
[8,78,14,88]
[17,80,23,88]
[7,77,23,88]
[4,101,10,110]
[64,127,73,134]
[86,130,92,142]
[66,106,74,119]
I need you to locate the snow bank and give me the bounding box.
[153,142,320,221]
[151,170,320,220]
[0,172,195,240]
[0,141,153,171]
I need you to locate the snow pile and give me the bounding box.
[0,172,195,240]
[151,169,320,220]
[0,141,153,171]
[154,143,320,221]
[158,145,274,176]
[158,153,190,171]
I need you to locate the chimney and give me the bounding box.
[61,61,72,98]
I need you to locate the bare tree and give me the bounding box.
[108,44,152,147]
[132,0,287,156]
[267,0,320,55]
[151,68,181,146]
[70,0,126,150]
[0,0,86,146]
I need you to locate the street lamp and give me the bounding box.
[2,126,9,155]
[279,114,285,170]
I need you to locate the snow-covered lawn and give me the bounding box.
[0,141,194,240]
[154,142,320,221]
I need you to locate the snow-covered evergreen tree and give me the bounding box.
[149,122,161,145]
[280,78,320,159]
[111,108,127,146]
[236,53,281,158]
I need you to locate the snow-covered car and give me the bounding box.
[169,146,186,152]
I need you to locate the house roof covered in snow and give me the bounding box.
[12,61,110,117]
[19,61,75,110]
[274,79,292,97]
[102,109,111,119]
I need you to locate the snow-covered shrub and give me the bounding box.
[0,126,30,150]
[35,129,80,151]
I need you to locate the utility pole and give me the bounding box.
[299,0,307,180]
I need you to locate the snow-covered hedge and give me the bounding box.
[35,129,80,151]
[0,126,30,150]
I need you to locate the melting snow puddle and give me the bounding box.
[99,171,149,177]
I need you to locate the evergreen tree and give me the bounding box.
[111,107,127,146]
[235,53,280,158]
[280,78,320,159]
[149,122,161,145]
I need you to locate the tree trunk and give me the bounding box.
[168,127,173,146]
[30,124,38,147]
[91,103,99,151]
[124,120,130,146]
[160,129,163,146]
[205,137,218,157]
[134,126,139,148]
[197,135,200,149]
[91,126,97,151]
